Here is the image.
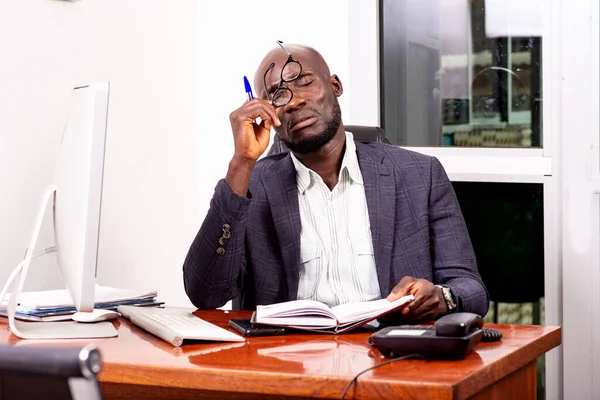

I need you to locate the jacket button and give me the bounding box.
[222,230,232,239]
[219,237,227,246]
[222,224,231,231]
[216,247,225,255]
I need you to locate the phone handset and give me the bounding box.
[434,312,484,337]
[434,312,502,342]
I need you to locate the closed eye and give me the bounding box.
[295,76,314,87]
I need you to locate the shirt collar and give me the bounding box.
[340,131,364,185]
[289,131,364,194]
[290,150,312,193]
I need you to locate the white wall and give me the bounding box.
[0,0,355,307]
[559,0,600,398]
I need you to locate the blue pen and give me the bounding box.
[244,76,254,100]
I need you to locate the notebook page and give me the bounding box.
[332,295,414,324]
[256,299,334,319]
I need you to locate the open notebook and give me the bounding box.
[253,295,414,334]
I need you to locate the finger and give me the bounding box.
[254,121,271,147]
[399,280,435,314]
[410,296,436,317]
[377,309,406,325]
[250,100,280,127]
[415,304,439,323]
[387,276,416,301]
[232,101,280,128]
[262,103,281,127]
[255,112,273,130]
[412,295,444,321]
[401,291,429,315]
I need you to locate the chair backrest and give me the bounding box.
[266,125,390,156]
[0,344,104,400]
[453,182,545,304]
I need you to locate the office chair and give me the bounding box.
[453,182,545,324]
[230,125,390,311]
[266,125,391,156]
[0,344,104,400]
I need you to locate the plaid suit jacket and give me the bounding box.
[183,141,489,316]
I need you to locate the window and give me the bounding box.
[377,2,547,396]
[379,0,542,147]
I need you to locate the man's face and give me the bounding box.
[254,46,343,154]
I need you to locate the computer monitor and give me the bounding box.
[53,83,109,313]
[6,82,117,339]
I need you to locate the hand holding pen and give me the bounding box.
[228,77,280,161]
[237,76,281,130]
[225,77,282,196]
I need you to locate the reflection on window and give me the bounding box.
[380,0,542,147]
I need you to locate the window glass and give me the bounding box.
[380,0,542,147]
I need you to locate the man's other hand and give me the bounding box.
[385,276,447,323]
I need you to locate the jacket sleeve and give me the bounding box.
[183,179,251,309]
[428,157,490,317]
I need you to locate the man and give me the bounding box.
[183,41,489,322]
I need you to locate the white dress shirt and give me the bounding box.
[290,131,381,306]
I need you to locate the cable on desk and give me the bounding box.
[340,353,421,400]
[481,327,502,342]
[0,246,58,306]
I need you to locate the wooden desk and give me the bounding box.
[0,311,560,400]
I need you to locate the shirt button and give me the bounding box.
[327,199,333,206]
[216,247,225,255]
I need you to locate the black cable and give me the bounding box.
[340,353,421,400]
[481,327,502,342]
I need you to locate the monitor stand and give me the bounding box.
[5,185,117,339]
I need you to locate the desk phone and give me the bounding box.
[369,312,501,360]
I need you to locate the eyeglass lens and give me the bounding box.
[281,61,301,82]
[272,61,302,106]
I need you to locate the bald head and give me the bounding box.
[253,43,332,99]
[250,42,344,155]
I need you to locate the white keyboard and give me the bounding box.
[141,313,245,343]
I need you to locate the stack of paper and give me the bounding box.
[0,285,161,322]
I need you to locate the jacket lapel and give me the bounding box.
[262,155,301,300]
[261,142,397,300]
[356,142,396,297]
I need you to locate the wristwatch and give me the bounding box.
[435,285,457,312]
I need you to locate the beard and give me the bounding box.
[280,99,342,154]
